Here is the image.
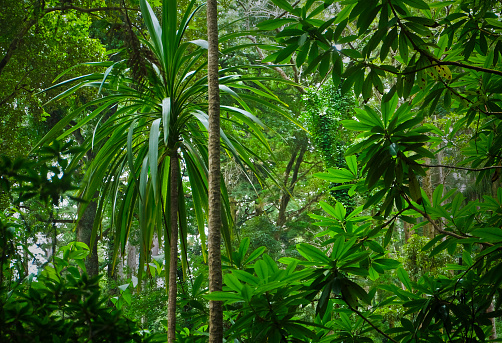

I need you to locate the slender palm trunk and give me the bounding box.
[168,152,179,343]
[207,0,223,340]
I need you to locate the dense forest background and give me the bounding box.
[2,0,502,342]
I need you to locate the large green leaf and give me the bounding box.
[297,243,331,265]
[148,118,161,200]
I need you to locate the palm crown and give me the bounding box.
[38,0,293,283]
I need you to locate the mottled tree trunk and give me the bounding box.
[422,160,434,238]
[76,191,99,277]
[127,242,137,280]
[437,146,444,231]
[151,234,159,257]
[115,250,125,281]
[168,153,179,343]
[73,127,103,278]
[404,220,414,243]
[487,301,497,340]
[22,233,29,278]
[207,0,223,340]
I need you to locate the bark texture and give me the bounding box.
[207,0,223,340]
[73,128,101,278]
[126,242,137,279]
[168,153,179,343]
[76,191,99,277]
[422,161,434,238]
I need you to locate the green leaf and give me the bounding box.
[362,72,373,101]
[270,0,295,12]
[342,120,374,131]
[399,31,409,64]
[319,52,331,77]
[401,317,415,333]
[315,168,357,182]
[140,0,163,58]
[233,270,259,286]
[381,27,398,61]
[243,246,266,266]
[274,43,299,63]
[334,3,356,24]
[432,184,444,207]
[320,201,345,221]
[371,70,384,94]
[471,228,502,243]
[384,222,394,248]
[237,237,250,264]
[257,18,297,30]
[297,243,331,265]
[254,260,269,281]
[397,267,412,291]
[408,171,422,203]
[402,0,429,10]
[149,118,161,200]
[374,258,400,269]
[340,49,362,59]
[389,143,399,157]
[162,98,171,146]
[343,279,371,305]
[204,291,242,303]
[346,155,357,176]
[462,250,473,266]
[189,39,208,49]
[332,52,342,86]
[224,273,243,292]
[486,18,502,29]
[296,40,310,66]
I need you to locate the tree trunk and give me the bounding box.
[276,145,306,230]
[404,220,414,243]
[422,160,434,238]
[115,250,125,281]
[276,145,299,229]
[73,128,102,279]
[168,152,180,343]
[126,242,137,279]
[437,146,444,231]
[76,191,99,277]
[151,234,159,256]
[207,0,223,340]
[487,301,497,340]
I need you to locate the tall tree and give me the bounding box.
[207,0,223,340]
[37,0,292,340]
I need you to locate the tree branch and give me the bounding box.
[275,0,302,19]
[53,219,75,224]
[288,192,324,219]
[345,302,399,343]
[0,18,38,78]
[407,203,494,246]
[290,160,324,189]
[436,60,502,78]
[44,5,137,14]
[412,162,502,172]
[246,35,306,93]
